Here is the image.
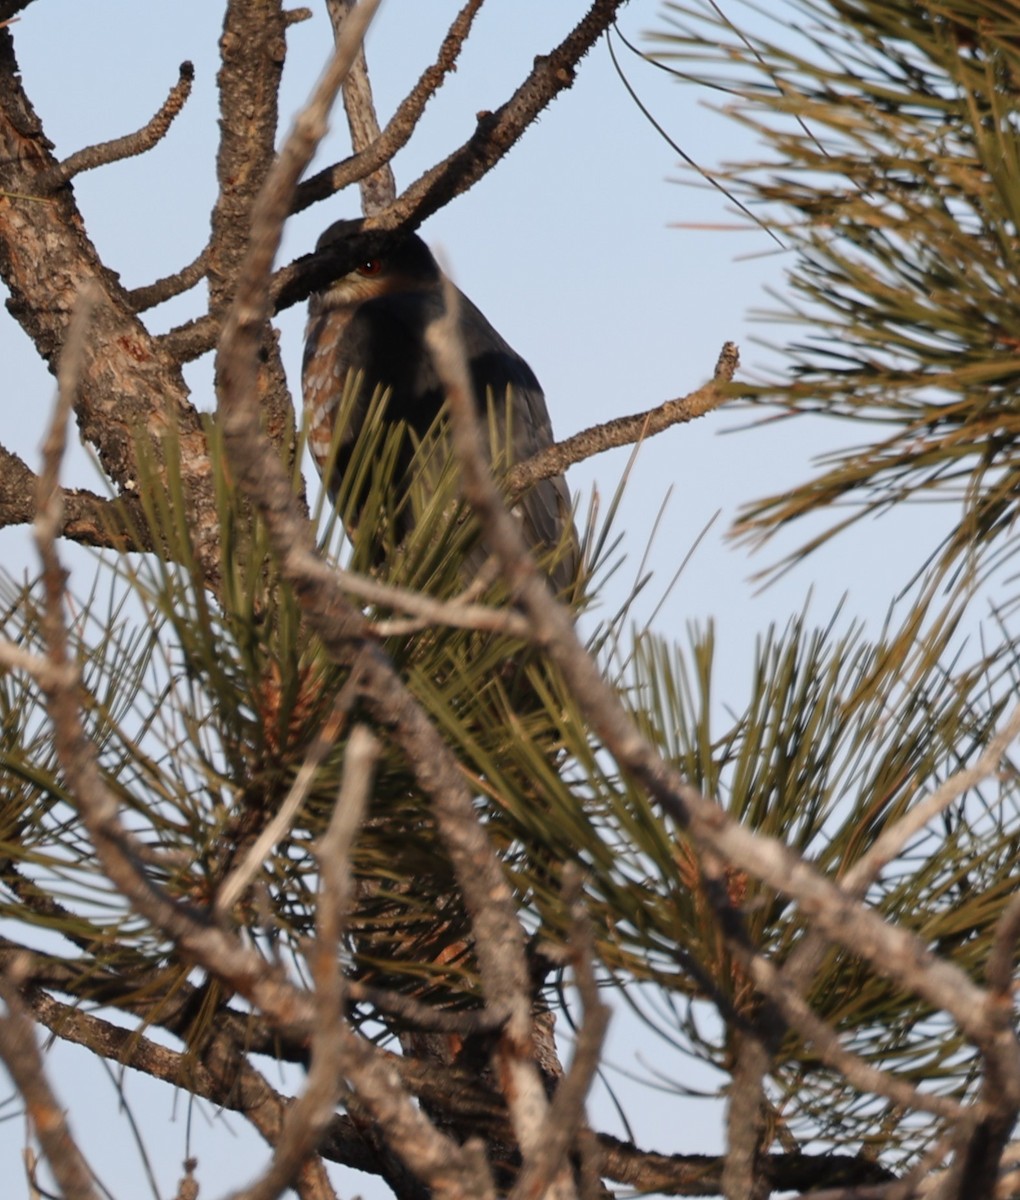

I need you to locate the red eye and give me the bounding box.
[356,259,382,276]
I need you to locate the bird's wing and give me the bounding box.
[454,290,579,594]
[305,287,578,592]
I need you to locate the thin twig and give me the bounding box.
[317,723,377,941]
[743,947,964,1121]
[40,63,194,189]
[227,730,378,1200]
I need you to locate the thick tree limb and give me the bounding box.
[0,445,152,550]
[208,0,297,461]
[0,32,221,582]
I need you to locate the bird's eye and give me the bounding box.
[356,259,382,277]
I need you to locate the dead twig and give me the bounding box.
[40,62,194,189]
[507,341,740,498]
[215,676,358,916]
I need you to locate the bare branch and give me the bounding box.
[27,986,378,1184]
[226,733,377,1200]
[39,62,194,189]
[318,724,377,902]
[208,0,299,461]
[127,243,209,312]
[37,284,99,540]
[325,0,396,213]
[507,341,740,498]
[374,0,628,227]
[296,0,485,213]
[237,728,380,1198]
[0,970,100,1200]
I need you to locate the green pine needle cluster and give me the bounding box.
[0,358,1017,1161]
[653,0,1020,585]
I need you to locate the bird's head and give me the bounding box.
[310,219,441,311]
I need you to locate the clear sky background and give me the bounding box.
[0,2,957,1196]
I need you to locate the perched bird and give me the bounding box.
[302,219,577,594]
